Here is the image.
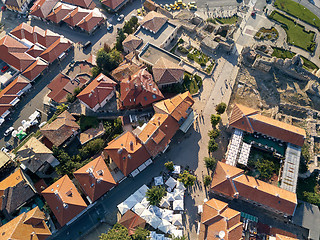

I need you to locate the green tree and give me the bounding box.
[208,139,218,153]
[96,49,122,73]
[131,227,150,240]
[208,129,220,139]
[99,223,131,240]
[203,175,212,187]
[256,159,275,181]
[204,157,216,171]
[216,102,227,114]
[103,43,111,53]
[171,237,187,240]
[79,138,105,159]
[210,114,221,128]
[178,170,196,187]
[115,29,126,51]
[146,186,166,206]
[123,21,133,34]
[73,87,82,96]
[164,161,174,171]
[91,66,101,78]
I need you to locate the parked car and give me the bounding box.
[83,41,91,49]
[137,9,142,16]
[117,14,124,22]
[1,147,8,153]
[5,143,12,150]
[39,121,47,128]
[107,24,113,31]
[4,127,14,137]
[1,65,9,73]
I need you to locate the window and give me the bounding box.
[144,96,147,101]
[152,94,156,99]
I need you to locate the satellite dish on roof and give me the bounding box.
[219,231,225,239]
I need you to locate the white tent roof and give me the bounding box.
[165,177,177,189]
[161,209,173,222]
[159,197,170,208]
[171,229,183,237]
[172,214,183,226]
[147,214,162,229]
[140,208,153,222]
[117,202,130,215]
[132,203,146,215]
[132,189,144,202]
[166,192,175,202]
[173,200,184,210]
[138,184,149,196]
[148,205,162,218]
[154,176,164,186]
[140,197,150,208]
[176,181,186,191]
[124,195,139,209]
[173,189,184,200]
[158,219,172,234]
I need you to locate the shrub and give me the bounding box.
[210,114,221,128]
[146,186,166,206]
[204,157,217,171]
[208,129,220,139]
[208,139,218,153]
[216,102,227,114]
[131,227,150,240]
[178,170,196,187]
[165,161,174,171]
[99,223,131,240]
[204,175,212,187]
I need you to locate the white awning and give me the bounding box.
[180,110,195,133]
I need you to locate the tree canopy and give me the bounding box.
[96,48,122,73]
[204,157,217,171]
[210,114,221,128]
[131,227,150,240]
[146,186,166,206]
[99,223,131,240]
[178,170,196,187]
[208,139,218,153]
[216,102,227,114]
[256,159,275,181]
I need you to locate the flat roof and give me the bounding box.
[135,21,176,47]
[0,151,10,169]
[139,43,180,66]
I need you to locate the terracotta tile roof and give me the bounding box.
[118,210,146,235]
[101,0,126,10]
[62,7,91,27]
[30,0,59,18]
[233,174,297,215]
[276,234,299,240]
[74,155,116,202]
[0,206,51,240]
[153,91,194,122]
[47,2,76,24]
[0,168,25,191]
[77,8,105,32]
[111,61,141,82]
[40,111,80,147]
[140,11,167,33]
[123,35,143,52]
[79,122,105,145]
[153,57,184,86]
[0,35,35,72]
[201,198,242,240]
[143,0,159,11]
[22,58,48,81]
[0,95,16,104]
[16,137,54,174]
[137,113,179,157]
[0,75,30,95]
[86,54,96,66]
[104,132,151,176]
[120,68,164,109]
[62,0,96,9]
[211,162,297,216]
[48,73,85,103]
[39,37,72,63]
[229,104,306,146]
[0,105,11,116]
[26,44,45,58]
[270,228,298,238]
[77,73,116,110]
[10,22,34,42]
[42,175,87,226]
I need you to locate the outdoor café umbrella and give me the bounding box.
[137,184,149,196]
[161,209,173,222]
[16,130,27,140]
[175,181,186,191]
[165,177,177,189]
[132,190,144,202]
[132,203,146,216]
[117,202,130,215]
[173,200,184,211]
[140,197,150,208]
[159,197,170,208]
[172,214,183,226]
[140,208,153,222]
[147,214,161,229]
[158,219,172,234]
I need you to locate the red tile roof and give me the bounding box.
[111,61,141,82]
[10,22,34,42]
[74,155,116,202]
[229,104,306,146]
[104,132,151,176]
[47,2,76,24]
[76,9,105,32]
[62,7,91,27]
[140,11,167,33]
[26,44,45,58]
[118,210,146,235]
[120,68,164,109]
[42,175,87,226]
[1,75,30,95]
[122,35,143,52]
[22,58,48,81]
[210,162,297,216]
[101,0,126,10]
[30,0,59,18]
[77,73,116,110]
[62,0,96,9]
[153,57,184,86]
[39,37,72,63]
[137,113,179,157]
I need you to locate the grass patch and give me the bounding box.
[181,73,201,94]
[274,0,320,30]
[297,173,320,206]
[301,56,319,70]
[215,16,239,25]
[187,48,210,66]
[271,47,295,59]
[205,62,215,74]
[78,115,99,131]
[207,18,216,24]
[255,27,279,40]
[269,11,316,52]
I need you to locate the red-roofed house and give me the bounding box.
[42,175,87,227]
[30,0,59,19]
[47,2,76,24]
[62,0,96,9]
[101,0,129,12]
[74,155,116,203]
[62,7,91,27]
[22,58,48,81]
[104,132,151,176]
[39,38,72,63]
[77,73,117,112]
[77,8,106,34]
[119,68,163,109]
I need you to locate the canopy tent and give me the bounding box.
[17,130,27,140]
[166,192,175,202]
[172,165,181,174]
[124,195,139,209]
[173,200,184,211]
[175,181,186,191]
[154,176,164,186]
[165,177,177,189]
[137,184,149,196]
[132,203,146,215]
[161,209,173,222]
[140,197,150,208]
[132,190,144,202]
[117,202,130,215]
[172,214,183,226]
[171,229,183,238]
[146,214,162,229]
[140,208,153,222]
[148,205,162,218]
[159,197,170,208]
[158,219,172,234]
[173,189,184,200]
